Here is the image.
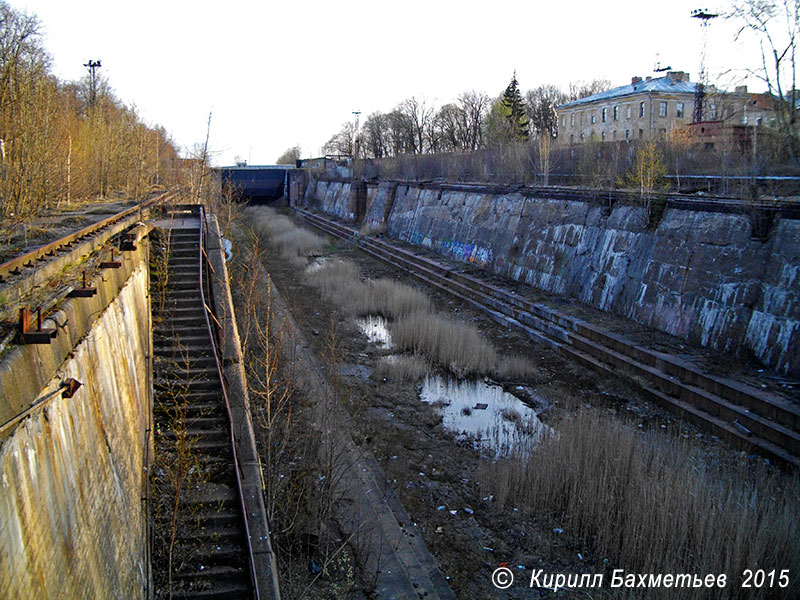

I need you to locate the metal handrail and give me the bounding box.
[197,206,260,600]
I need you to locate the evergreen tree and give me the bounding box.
[500,71,529,142]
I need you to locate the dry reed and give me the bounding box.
[391,312,497,377]
[248,207,327,264]
[373,354,430,383]
[480,409,800,599]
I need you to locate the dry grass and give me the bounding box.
[248,206,327,266]
[364,278,431,319]
[493,355,536,381]
[248,205,523,380]
[480,409,800,599]
[373,354,430,383]
[305,262,430,320]
[391,312,497,378]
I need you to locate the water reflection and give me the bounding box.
[357,315,392,349]
[305,257,330,273]
[420,375,548,457]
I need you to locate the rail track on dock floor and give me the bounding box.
[296,208,800,469]
[150,205,259,599]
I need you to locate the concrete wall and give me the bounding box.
[1,254,151,598]
[307,179,799,377]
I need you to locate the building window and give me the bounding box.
[602,108,607,122]
[710,103,717,119]
[625,129,630,140]
[570,134,574,143]
[591,113,597,124]
[581,112,585,125]
[601,131,606,140]
[676,102,684,118]
[613,106,619,121]
[580,132,585,140]
[639,128,644,139]
[570,113,575,126]
[659,128,666,135]
[659,102,667,117]
[612,130,617,140]
[639,102,645,118]
[626,105,632,119]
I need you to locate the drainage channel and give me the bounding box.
[296,208,800,469]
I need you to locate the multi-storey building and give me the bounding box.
[556,71,696,144]
[556,71,781,147]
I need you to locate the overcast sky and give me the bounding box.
[22,0,765,166]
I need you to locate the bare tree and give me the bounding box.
[457,90,490,151]
[567,79,613,101]
[397,97,435,154]
[276,145,301,165]
[323,122,356,156]
[361,111,391,158]
[730,0,800,163]
[526,84,567,138]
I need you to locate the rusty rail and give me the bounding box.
[0,188,178,283]
[198,206,262,599]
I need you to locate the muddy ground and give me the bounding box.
[236,207,789,600]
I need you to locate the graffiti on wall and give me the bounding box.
[406,232,494,267]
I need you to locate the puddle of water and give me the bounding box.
[357,315,392,349]
[305,257,330,273]
[420,375,548,457]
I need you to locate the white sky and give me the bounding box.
[21,0,766,166]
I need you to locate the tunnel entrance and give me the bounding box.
[218,165,291,203]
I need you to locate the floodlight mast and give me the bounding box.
[691,9,718,122]
[83,59,102,109]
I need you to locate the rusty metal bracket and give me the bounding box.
[120,232,137,251]
[18,306,57,344]
[61,378,82,398]
[67,271,98,298]
[100,248,122,269]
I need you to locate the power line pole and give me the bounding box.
[83,59,102,109]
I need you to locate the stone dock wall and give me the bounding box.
[0,245,151,599]
[299,177,799,377]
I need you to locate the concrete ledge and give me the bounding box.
[0,241,149,437]
[204,214,281,600]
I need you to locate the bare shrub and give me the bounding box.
[480,409,800,599]
[391,312,497,377]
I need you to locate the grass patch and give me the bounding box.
[373,354,430,383]
[493,355,535,381]
[480,409,800,599]
[248,206,326,267]
[391,312,497,378]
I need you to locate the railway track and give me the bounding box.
[150,205,258,599]
[0,189,179,349]
[0,189,177,284]
[296,208,800,469]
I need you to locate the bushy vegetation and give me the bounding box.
[481,409,800,599]
[0,2,182,222]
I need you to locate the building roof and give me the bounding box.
[558,75,699,109]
